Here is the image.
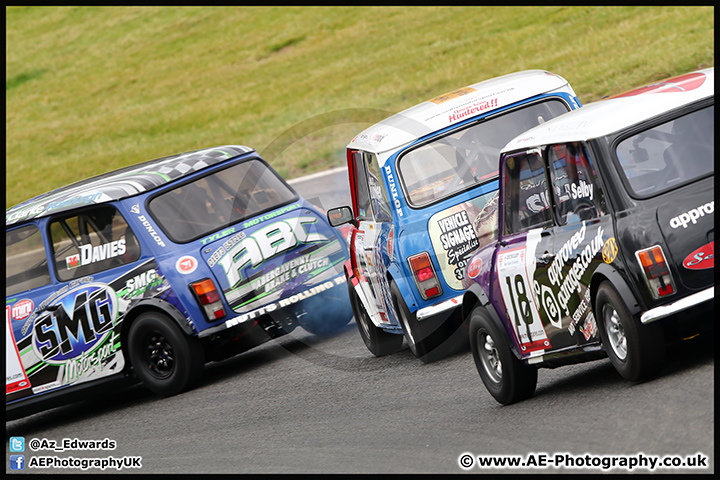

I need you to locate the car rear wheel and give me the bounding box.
[595,282,664,381]
[128,312,204,397]
[349,283,403,356]
[469,304,537,405]
[391,280,467,364]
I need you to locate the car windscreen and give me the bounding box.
[148,159,298,243]
[615,104,714,198]
[398,99,570,208]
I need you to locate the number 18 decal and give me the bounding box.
[497,246,551,354]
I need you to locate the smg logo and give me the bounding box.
[218,216,328,288]
[33,284,118,364]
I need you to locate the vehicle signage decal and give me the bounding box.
[496,242,550,353]
[7,260,175,399]
[683,242,714,270]
[669,201,714,229]
[428,191,498,289]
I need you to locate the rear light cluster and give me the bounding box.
[635,246,675,299]
[408,252,442,300]
[190,278,226,320]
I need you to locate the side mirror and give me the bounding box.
[327,206,354,227]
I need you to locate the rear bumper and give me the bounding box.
[640,287,714,324]
[416,294,463,321]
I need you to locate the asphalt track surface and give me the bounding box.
[5,168,714,474]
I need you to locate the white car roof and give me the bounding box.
[347,70,576,158]
[502,68,714,153]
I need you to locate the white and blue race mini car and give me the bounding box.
[328,71,582,362]
[6,145,351,419]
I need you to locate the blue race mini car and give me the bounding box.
[6,145,351,419]
[328,71,582,362]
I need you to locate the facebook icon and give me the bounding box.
[9,455,25,470]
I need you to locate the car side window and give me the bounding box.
[50,205,141,282]
[546,142,606,226]
[351,150,373,221]
[365,152,393,222]
[503,151,553,234]
[6,224,51,296]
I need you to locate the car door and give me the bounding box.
[495,149,557,356]
[544,142,611,346]
[348,149,389,324]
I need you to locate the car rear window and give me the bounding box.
[615,104,714,197]
[148,159,297,243]
[398,99,570,207]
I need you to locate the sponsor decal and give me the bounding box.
[602,237,619,264]
[429,86,477,105]
[11,299,34,321]
[6,306,31,394]
[683,241,714,270]
[176,256,198,275]
[612,72,707,98]
[65,240,126,270]
[467,256,482,279]
[241,202,301,230]
[429,193,498,289]
[497,246,551,353]
[117,269,162,298]
[6,203,46,223]
[387,227,394,261]
[384,166,403,218]
[218,216,328,288]
[32,283,118,365]
[137,214,166,247]
[223,275,346,329]
[130,203,140,214]
[669,201,714,229]
[46,192,103,213]
[547,221,604,316]
[437,210,480,279]
[579,312,597,341]
[448,97,499,123]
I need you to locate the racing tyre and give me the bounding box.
[349,283,403,356]
[128,312,205,397]
[391,281,466,364]
[299,282,353,336]
[595,282,664,381]
[469,305,537,405]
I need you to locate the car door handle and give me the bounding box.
[538,252,553,264]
